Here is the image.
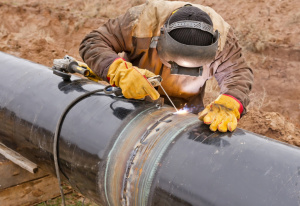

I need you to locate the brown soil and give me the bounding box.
[0,0,299,148]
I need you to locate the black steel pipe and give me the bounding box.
[0,52,299,206]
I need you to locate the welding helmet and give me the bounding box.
[156,5,220,76]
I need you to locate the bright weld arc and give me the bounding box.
[174,103,189,115]
[174,109,188,115]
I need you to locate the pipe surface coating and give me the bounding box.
[0,52,300,206]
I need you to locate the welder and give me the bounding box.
[79,0,253,132]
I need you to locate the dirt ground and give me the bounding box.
[36,190,98,206]
[0,0,299,144]
[1,0,299,204]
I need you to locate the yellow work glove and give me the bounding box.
[107,58,160,100]
[198,94,244,132]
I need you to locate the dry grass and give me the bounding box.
[234,22,273,53]
[247,87,269,111]
[76,0,145,19]
[0,24,8,37]
[288,12,300,24]
[203,77,270,114]
[37,190,98,206]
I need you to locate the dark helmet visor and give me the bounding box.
[156,20,220,76]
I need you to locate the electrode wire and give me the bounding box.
[159,85,178,112]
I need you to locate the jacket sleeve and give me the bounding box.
[79,7,139,81]
[209,28,253,114]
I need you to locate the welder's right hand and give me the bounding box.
[107,58,160,100]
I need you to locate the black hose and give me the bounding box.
[53,89,104,206]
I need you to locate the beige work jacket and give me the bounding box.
[79,0,253,114]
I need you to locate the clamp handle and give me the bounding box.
[148,75,162,87]
[103,75,162,98]
[104,85,123,96]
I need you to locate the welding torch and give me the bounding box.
[104,75,163,97]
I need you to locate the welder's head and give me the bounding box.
[157,5,219,76]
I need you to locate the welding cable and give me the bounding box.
[53,89,104,206]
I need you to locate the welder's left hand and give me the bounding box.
[198,94,244,132]
[107,58,160,100]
